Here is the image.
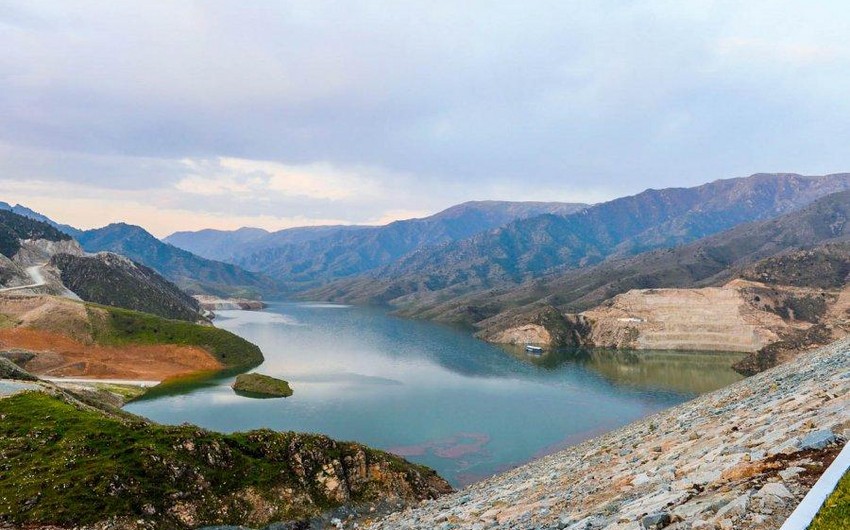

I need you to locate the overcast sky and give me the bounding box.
[2,1,849,236]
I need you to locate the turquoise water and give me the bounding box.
[125,302,743,487]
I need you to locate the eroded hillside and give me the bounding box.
[0,294,262,380]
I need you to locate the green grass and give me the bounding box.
[88,305,263,368]
[92,383,149,401]
[232,373,293,398]
[0,391,446,528]
[810,469,850,530]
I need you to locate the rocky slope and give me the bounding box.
[76,223,282,298]
[0,379,451,529]
[51,252,205,322]
[368,335,850,530]
[194,295,267,312]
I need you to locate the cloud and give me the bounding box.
[1,1,850,234]
[175,157,386,201]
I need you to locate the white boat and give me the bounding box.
[525,344,544,354]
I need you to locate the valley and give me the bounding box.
[2,172,850,529]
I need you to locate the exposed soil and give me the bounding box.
[0,328,222,380]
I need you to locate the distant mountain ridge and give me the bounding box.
[307,173,850,311]
[77,223,282,298]
[168,201,587,290]
[0,202,82,239]
[165,225,369,262]
[468,188,850,331]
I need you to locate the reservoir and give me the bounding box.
[126,302,744,487]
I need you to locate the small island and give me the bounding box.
[232,373,293,398]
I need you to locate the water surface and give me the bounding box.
[126,302,744,486]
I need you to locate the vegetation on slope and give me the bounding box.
[233,201,586,290]
[51,252,204,322]
[308,173,850,309]
[0,391,450,529]
[384,188,850,335]
[0,209,71,258]
[88,305,263,368]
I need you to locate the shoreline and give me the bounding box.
[368,336,850,529]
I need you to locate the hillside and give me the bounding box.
[220,201,586,289]
[77,223,282,298]
[0,209,73,259]
[0,201,82,239]
[319,184,850,326]
[308,173,850,309]
[0,294,262,379]
[0,385,450,529]
[50,252,204,322]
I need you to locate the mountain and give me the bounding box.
[457,189,850,350]
[164,225,368,262]
[77,223,282,298]
[212,201,587,290]
[0,208,74,259]
[0,201,82,238]
[50,252,205,322]
[307,173,850,312]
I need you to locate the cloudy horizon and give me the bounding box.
[2,1,849,237]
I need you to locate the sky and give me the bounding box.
[1,1,850,237]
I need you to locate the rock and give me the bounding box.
[754,482,793,500]
[714,493,749,519]
[778,467,806,481]
[799,429,838,450]
[640,512,670,529]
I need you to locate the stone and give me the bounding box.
[799,430,838,450]
[714,493,749,519]
[754,482,793,499]
[640,512,670,529]
[778,467,805,481]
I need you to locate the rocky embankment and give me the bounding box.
[369,336,849,530]
[195,295,267,312]
[481,278,850,377]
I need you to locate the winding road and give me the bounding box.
[0,264,46,293]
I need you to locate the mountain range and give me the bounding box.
[166,201,587,290]
[303,173,850,309]
[8,171,850,370]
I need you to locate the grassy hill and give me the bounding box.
[0,390,450,529]
[89,304,262,369]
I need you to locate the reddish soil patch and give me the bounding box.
[0,328,223,380]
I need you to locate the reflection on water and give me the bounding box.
[126,303,744,487]
[504,346,745,395]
